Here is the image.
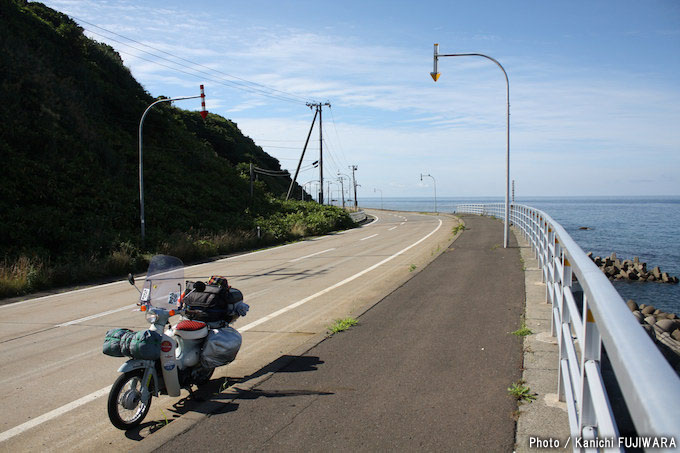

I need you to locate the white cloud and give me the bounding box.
[43,0,680,196]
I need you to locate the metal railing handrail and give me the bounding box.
[456,203,680,447]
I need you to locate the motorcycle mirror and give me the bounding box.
[194,281,206,292]
[127,273,135,286]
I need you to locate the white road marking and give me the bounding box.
[240,218,442,334]
[0,216,442,442]
[364,215,379,226]
[400,222,405,225]
[288,248,336,263]
[55,304,138,327]
[360,234,378,241]
[388,226,397,231]
[0,386,111,443]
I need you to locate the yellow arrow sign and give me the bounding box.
[430,72,440,82]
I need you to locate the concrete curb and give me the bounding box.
[513,228,570,452]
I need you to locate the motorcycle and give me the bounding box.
[104,255,247,430]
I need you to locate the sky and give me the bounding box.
[42,0,680,199]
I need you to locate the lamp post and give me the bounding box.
[430,43,510,248]
[138,86,207,245]
[420,173,437,213]
[374,188,383,210]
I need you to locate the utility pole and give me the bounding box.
[349,165,358,210]
[306,102,330,204]
[338,176,345,209]
[286,107,318,200]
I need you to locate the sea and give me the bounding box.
[357,196,680,315]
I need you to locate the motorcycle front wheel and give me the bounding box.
[107,369,152,430]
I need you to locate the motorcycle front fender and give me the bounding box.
[117,359,161,397]
[117,359,155,373]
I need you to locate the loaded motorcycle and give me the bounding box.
[103,255,248,430]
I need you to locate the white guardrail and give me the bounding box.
[456,203,680,450]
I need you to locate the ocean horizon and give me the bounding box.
[354,196,680,314]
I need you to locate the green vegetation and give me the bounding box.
[452,224,467,235]
[511,316,533,337]
[0,1,354,298]
[511,324,533,337]
[328,318,358,334]
[508,380,536,403]
[409,264,417,272]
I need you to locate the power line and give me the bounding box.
[72,16,311,105]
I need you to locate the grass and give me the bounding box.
[452,224,467,235]
[511,322,533,337]
[328,317,358,334]
[409,264,417,272]
[0,212,353,300]
[508,380,536,403]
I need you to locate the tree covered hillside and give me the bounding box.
[0,0,352,296]
[0,1,319,256]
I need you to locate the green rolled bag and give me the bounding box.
[103,328,162,360]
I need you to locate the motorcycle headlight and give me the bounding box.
[145,311,158,324]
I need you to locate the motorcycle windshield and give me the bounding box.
[141,255,184,311]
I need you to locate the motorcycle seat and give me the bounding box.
[173,320,208,340]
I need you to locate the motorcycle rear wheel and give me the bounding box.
[107,369,152,430]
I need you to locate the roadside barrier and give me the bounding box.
[456,203,680,448]
[349,210,367,223]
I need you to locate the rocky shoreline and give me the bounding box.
[626,300,680,374]
[587,252,679,284]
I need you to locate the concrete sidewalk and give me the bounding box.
[153,215,528,452]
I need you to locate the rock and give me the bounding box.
[654,309,662,315]
[648,275,657,282]
[587,251,593,259]
[669,313,678,320]
[673,329,680,342]
[628,271,639,281]
[672,276,679,284]
[579,226,591,230]
[633,311,644,323]
[634,256,640,264]
[644,316,657,326]
[653,267,662,278]
[640,304,647,309]
[641,306,656,315]
[662,272,670,283]
[626,300,638,312]
[642,323,656,339]
[610,252,617,261]
[656,319,676,333]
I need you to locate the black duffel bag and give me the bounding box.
[183,280,243,323]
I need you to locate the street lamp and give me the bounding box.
[374,188,383,210]
[431,43,510,248]
[138,86,207,245]
[420,174,437,214]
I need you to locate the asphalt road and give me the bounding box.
[155,214,526,452]
[0,210,457,452]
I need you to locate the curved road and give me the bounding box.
[0,210,458,451]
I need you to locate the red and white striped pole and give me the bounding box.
[200,84,208,119]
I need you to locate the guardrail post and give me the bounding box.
[557,255,572,401]
[578,297,602,441]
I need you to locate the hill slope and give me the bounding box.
[0,0,352,296]
[0,0,311,259]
